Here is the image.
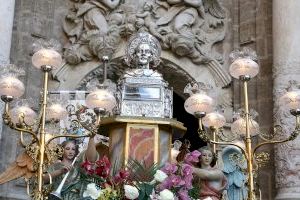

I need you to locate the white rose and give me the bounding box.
[83,183,102,200]
[203,198,213,200]
[159,189,175,200]
[124,184,139,199]
[154,170,168,183]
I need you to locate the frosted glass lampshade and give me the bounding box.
[32,49,62,70]
[280,90,300,110]
[47,104,67,120]
[86,89,116,111]
[229,58,259,79]
[0,76,25,98]
[184,93,213,115]
[11,106,37,125]
[231,118,259,136]
[202,112,226,129]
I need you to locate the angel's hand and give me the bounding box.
[88,131,96,138]
[61,165,73,173]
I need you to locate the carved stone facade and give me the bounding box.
[0,0,296,200]
[273,1,300,199]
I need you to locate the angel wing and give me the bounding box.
[222,146,248,200]
[0,151,35,184]
[202,0,225,19]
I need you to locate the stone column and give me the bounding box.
[0,0,15,64]
[0,0,15,139]
[273,1,300,199]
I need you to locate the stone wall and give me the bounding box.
[0,0,277,199]
[0,0,67,199]
[232,0,275,199]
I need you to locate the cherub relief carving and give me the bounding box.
[63,0,124,64]
[63,0,227,68]
[136,0,226,64]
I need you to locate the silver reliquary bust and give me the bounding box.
[117,32,173,118]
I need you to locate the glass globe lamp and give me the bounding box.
[46,104,67,121]
[229,58,259,79]
[184,93,213,116]
[10,106,37,125]
[231,117,260,136]
[280,90,300,111]
[32,49,62,70]
[0,76,25,98]
[85,89,116,112]
[202,112,226,129]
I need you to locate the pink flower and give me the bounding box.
[158,177,173,190]
[184,150,201,165]
[183,175,193,189]
[169,175,185,187]
[181,164,193,176]
[178,188,191,200]
[161,163,178,175]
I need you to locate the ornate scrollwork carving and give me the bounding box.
[62,0,228,68]
[254,152,270,168]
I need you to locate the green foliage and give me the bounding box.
[137,182,154,200]
[126,158,159,182]
[188,186,200,199]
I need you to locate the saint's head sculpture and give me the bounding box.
[125,32,161,69]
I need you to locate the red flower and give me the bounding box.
[94,156,111,178]
[113,169,130,184]
[81,160,94,175]
[119,169,130,179]
[96,156,111,168]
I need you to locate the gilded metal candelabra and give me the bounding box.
[0,49,115,199]
[184,49,300,200]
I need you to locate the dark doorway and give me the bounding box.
[172,92,206,151]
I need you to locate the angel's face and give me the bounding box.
[63,142,76,160]
[200,149,213,167]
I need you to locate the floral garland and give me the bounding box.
[80,150,203,200]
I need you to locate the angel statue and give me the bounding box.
[0,135,109,200]
[192,146,228,200]
[222,145,248,200]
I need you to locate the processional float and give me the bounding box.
[0,32,185,199]
[0,32,300,200]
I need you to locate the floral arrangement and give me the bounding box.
[150,150,201,200]
[80,150,201,200]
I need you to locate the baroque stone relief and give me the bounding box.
[62,0,229,70]
[273,81,300,190]
[273,80,300,188]
[56,0,232,119]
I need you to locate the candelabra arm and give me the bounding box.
[3,120,40,145]
[73,106,97,135]
[4,102,9,114]
[46,133,92,145]
[20,131,27,147]
[198,128,248,161]
[96,113,101,127]
[209,139,248,160]
[253,128,300,154]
